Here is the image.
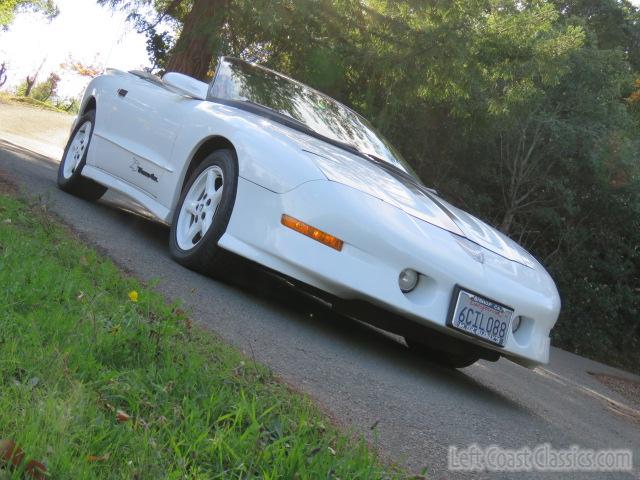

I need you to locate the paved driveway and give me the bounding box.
[1,102,638,479]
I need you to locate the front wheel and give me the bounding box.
[57,110,107,201]
[406,338,480,369]
[169,149,238,276]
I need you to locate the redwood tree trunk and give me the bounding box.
[165,0,226,81]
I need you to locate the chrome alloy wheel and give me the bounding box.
[62,120,92,179]
[176,165,224,250]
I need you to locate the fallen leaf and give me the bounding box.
[116,410,131,423]
[0,439,25,466]
[327,446,336,456]
[0,439,15,460]
[87,452,110,462]
[25,459,47,479]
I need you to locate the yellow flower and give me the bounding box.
[128,290,139,302]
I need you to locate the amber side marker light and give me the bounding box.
[281,214,344,251]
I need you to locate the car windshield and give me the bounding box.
[209,57,414,175]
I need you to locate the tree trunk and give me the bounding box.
[0,63,7,88]
[164,0,226,81]
[24,59,45,97]
[24,75,36,97]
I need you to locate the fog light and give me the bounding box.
[399,269,419,293]
[512,316,522,333]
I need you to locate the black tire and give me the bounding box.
[57,110,108,201]
[169,149,238,276]
[406,338,480,369]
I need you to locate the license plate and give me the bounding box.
[448,288,514,347]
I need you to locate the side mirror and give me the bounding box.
[162,72,208,100]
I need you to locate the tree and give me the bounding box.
[30,71,60,102]
[552,0,640,70]
[19,58,45,97]
[164,0,226,80]
[23,73,36,96]
[100,0,229,80]
[0,0,58,28]
[0,62,7,87]
[99,0,640,372]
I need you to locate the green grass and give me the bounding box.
[0,193,401,479]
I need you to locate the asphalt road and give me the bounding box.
[1,103,639,479]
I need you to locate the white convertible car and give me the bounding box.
[58,57,561,368]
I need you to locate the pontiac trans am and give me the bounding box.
[58,57,561,368]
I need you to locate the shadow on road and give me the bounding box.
[1,137,530,416]
[89,195,527,415]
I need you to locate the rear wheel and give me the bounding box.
[406,338,480,369]
[57,110,107,201]
[169,149,238,276]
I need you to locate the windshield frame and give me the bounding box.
[207,57,416,177]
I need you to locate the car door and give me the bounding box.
[92,75,184,204]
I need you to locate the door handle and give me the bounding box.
[117,88,128,97]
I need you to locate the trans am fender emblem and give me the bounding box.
[130,158,159,183]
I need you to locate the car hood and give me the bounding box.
[302,142,538,269]
[432,196,538,269]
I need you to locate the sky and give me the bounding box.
[0,0,151,98]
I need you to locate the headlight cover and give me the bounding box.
[304,149,464,236]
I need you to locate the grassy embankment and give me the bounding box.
[0,92,72,114]
[0,188,401,479]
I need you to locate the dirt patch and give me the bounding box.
[589,372,640,407]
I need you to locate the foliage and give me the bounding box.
[0,0,58,28]
[61,58,103,78]
[0,192,399,478]
[28,71,59,102]
[0,92,72,113]
[103,0,640,372]
[14,70,79,113]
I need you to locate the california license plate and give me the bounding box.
[448,288,514,347]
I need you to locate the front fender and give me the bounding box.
[175,103,325,193]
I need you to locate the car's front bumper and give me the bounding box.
[220,177,561,366]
